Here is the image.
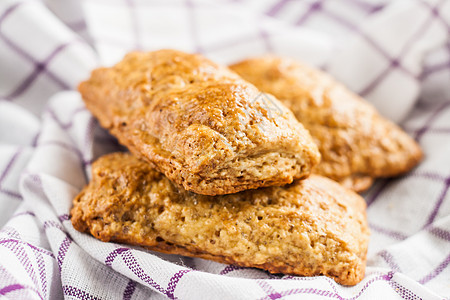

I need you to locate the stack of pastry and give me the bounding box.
[71,50,422,285]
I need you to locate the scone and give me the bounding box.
[78,50,320,196]
[71,152,370,285]
[230,57,423,192]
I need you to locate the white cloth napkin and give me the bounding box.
[1,0,450,299]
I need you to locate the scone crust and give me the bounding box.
[230,56,423,192]
[78,50,320,195]
[71,153,369,285]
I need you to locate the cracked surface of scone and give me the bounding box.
[230,57,423,192]
[71,152,370,285]
[78,50,320,196]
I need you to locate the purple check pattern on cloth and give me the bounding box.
[1,0,450,299]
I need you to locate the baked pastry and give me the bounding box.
[230,57,423,192]
[78,50,320,196]
[71,152,369,285]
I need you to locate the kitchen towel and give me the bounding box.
[0,0,450,299]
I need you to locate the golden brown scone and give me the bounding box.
[78,50,320,196]
[71,152,369,285]
[230,57,423,192]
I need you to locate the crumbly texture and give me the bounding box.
[71,152,369,286]
[230,57,423,192]
[78,50,320,196]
